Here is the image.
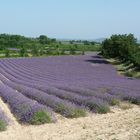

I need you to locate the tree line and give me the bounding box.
[0,34,101,58]
[101,34,140,68]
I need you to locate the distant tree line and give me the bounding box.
[0,34,56,50]
[0,34,101,58]
[101,34,140,68]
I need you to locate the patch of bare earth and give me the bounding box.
[0,98,140,140]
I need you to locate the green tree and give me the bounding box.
[39,35,50,44]
[19,47,27,57]
[102,34,139,68]
[69,46,76,55]
[32,47,39,56]
[90,41,95,45]
[83,40,90,45]
[5,49,10,57]
[39,48,44,56]
[102,34,137,59]
[60,48,65,55]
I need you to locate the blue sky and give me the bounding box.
[0,0,140,39]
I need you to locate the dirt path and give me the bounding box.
[0,97,139,140]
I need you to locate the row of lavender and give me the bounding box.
[1,57,139,94]
[2,56,140,91]
[0,55,139,125]
[0,83,55,125]
[0,67,110,115]
[0,55,139,104]
[0,73,86,118]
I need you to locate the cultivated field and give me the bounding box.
[0,54,140,139]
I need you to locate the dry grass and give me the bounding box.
[107,58,140,78]
[118,102,133,110]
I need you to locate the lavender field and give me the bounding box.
[0,54,140,125]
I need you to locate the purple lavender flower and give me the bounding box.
[0,84,55,124]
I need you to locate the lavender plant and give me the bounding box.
[0,54,139,123]
[0,84,55,124]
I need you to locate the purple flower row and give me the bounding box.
[0,83,54,124]
[0,66,110,113]
[0,54,139,121]
[0,74,86,118]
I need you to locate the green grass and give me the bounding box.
[110,99,120,106]
[97,106,110,114]
[87,102,110,114]
[30,111,52,125]
[54,104,86,118]
[68,108,87,118]
[0,120,7,131]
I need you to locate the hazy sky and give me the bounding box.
[0,0,140,39]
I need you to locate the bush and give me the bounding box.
[69,46,76,55]
[132,51,140,68]
[97,106,110,114]
[0,120,7,131]
[5,49,10,57]
[71,109,86,118]
[110,99,120,106]
[30,111,52,125]
[19,47,27,57]
[102,34,140,68]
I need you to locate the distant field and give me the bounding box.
[0,54,139,129]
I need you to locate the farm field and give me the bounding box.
[1,0,140,139]
[0,54,140,139]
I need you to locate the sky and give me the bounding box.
[0,0,140,39]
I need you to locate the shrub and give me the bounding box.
[0,120,7,131]
[30,111,52,125]
[110,99,120,106]
[102,34,140,68]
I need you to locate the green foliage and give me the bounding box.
[31,46,39,56]
[110,99,120,106]
[97,105,110,114]
[30,111,52,125]
[69,46,76,55]
[0,33,101,58]
[0,34,30,49]
[39,48,45,56]
[56,104,86,118]
[69,108,86,118]
[60,48,65,55]
[131,51,140,67]
[19,47,27,57]
[90,41,95,45]
[102,34,140,68]
[5,49,10,57]
[83,40,90,45]
[39,35,50,45]
[0,120,7,131]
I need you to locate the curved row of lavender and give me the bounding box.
[0,54,139,124]
[0,67,110,114]
[0,73,86,118]
[0,83,55,124]
[0,108,9,131]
